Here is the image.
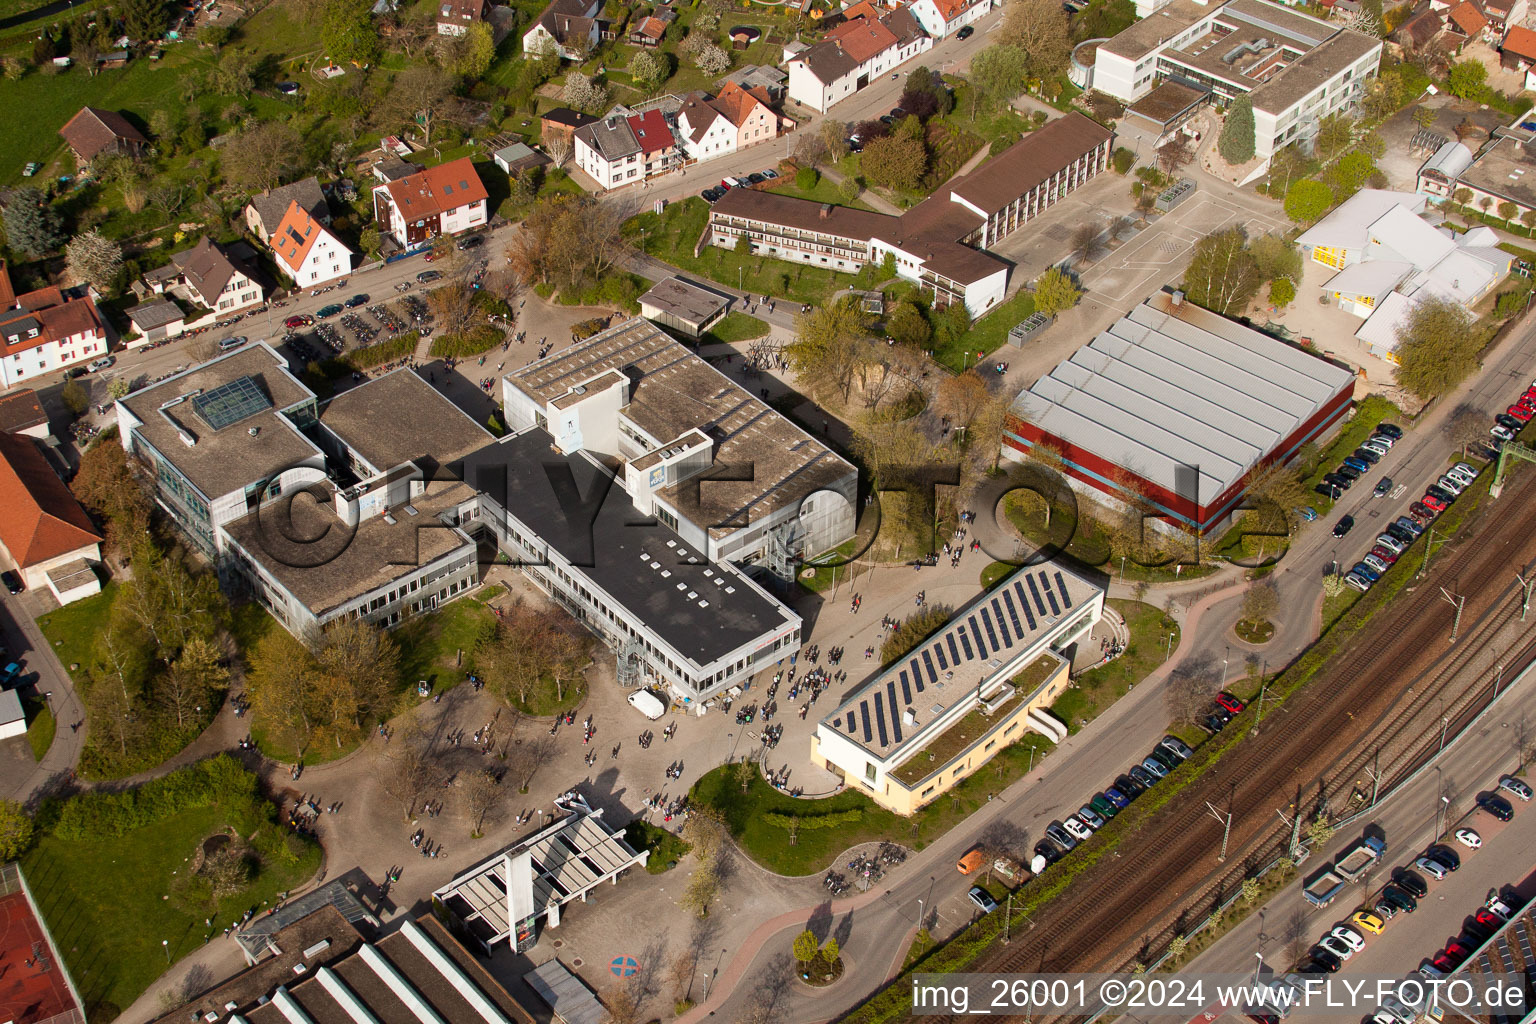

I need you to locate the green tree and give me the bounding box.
[823,937,839,962]
[792,929,819,964]
[60,379,89,417]
[3,187,64,257]
[1250,234,1301,284]
[118,0,168,40]
[447,22,495,79]
[1181,228,1261,317]
[837,176,861,203]
[1218,95,1255,165]
[860,134,927,191]
[322,0,380,66]
[0,801,31,860]
[886,301,931,348]
[1283,179,1334,225]
[998,0,1068,77]
[795,165,819,190]
[629,49,668,92]
[1394,296,1492,400]
[786,298,871,403]
[1447,60,1487,99]
[1268,277,1296,307]
[968,44,1029,115]
[1032,266,1081,316]
[1499,200,1518,225]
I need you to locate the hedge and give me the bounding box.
[50,755,257,841]
[763,809,863,831]
[337,332,419,370]
[429,324,503,358]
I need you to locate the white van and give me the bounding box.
[627,689,666,720]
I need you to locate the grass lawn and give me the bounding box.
[36,582,117,684]
[934,290,1035,371]
[692,730,1054,876]
[627,198,857,305]
[1048,599,1176,734]
[22,797,320,1020]
[979,561,1013,589]
[395,588,499,690]
[700,311,769,345]
[767,174,875,212]
[1002,491,1216,583]
[1320,586,1360,633]
[25,696,54,761]
[624,820,691,873]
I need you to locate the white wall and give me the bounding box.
[0,324,108,388]
[442,200,487,234]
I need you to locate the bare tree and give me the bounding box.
[1240,579,1279,625]
[545,133,572,168]
[377,733,440,819]
[459,769,504,835]
[1155,139,1193,178]
[1448,403,1486,457]
[1164,654,1221,723]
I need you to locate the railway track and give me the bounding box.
[916,466,1536,1024]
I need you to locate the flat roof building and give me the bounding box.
[813,562,1101,814]
[637,276,733,338]
[1091,0,1381,160]
[501,318,856,575]
[1003,290,1356,535]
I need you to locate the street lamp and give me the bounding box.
[162,939,170,964]
[1436,795,1449,839]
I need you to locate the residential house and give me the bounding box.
[244,177,331,243]
[722,64,789,103]
[0,390,49,440]
[522,0,600,59]
[1393,6,1447,53]
[540,107,598,149]
[908,0,993,38]
[57,106,147,167]
[492,142,552,176]
[371,156,489,249]
[628,9,673,45]
[1484,0,1527,31]
[141,237,265,314]
[1446,0,1489,41]
[785,6,933,112]
[574,109,680,189]
[0,431,102,604]
[125,299,189,345]
[0,263,110,389]
[676,94,737,161]
[437,0,487,34]
[372,156,424,184]
[270,200,354,288]
[713,81,781,151]
[1502,25,1536,87]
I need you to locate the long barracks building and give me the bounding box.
[706,113,1114,316]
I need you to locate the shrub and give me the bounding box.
[338,331,418,370]
[796,166,819,190]
[51,755,256,840]
[428,324,502,358]
[1112,147,1135,175]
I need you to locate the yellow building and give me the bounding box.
[811,563,1103,815]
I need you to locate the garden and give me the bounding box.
[22,756,321,1021]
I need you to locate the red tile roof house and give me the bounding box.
[1501,24,1536,84]
[57,106,146,167]
[0,431,103,604]
[0,261,110,389]
[909,0,992,38]
[1482,0,1527,32]
[371,156,489,249]
[1446,0,1490,41]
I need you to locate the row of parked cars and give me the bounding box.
[1294,775,1530,985]
[699,169,780,205]
[1030,735,1195,866]
[1315,422,1403,502]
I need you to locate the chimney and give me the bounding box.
[1171,289,1184,306]
[819,203,832,220]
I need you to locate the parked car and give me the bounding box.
[1436,475,1466,496]
[1425,484,1457,504]
[1352,447,1381,465]
[1103,787,1132,809]
[1372,901,1399,923]
[1444,940,1474,966]
[967,886,999,913]
[1479,792,1515,820]
[1333,515,1355,538]
[1342,456,1370,473]
[1506,405,1533,423]
[1076,806,1106,830]
[344,293,370,308]
[1457,826,1485,849]
[1140,754,1171,777]
[1414,856,1449,880]
[1316,482,1343,500]
[1368,547,1397,567]
[1376,423,1403,439]
[1426,845,1460,871]
[1310,949,1343,973]
[455,234,485,250]
[761,168,779,179]
[1343,572,1372,593]
[1498,775,1533,801]
[87,356,115,373]
[1034,839,1063,864]
[417,270,441,283]
[5,570,27,595]
[1114,774,1146,798]
[0,662,19,685]
[1352,563,1381,583]
[1296,506,1318,521]
[1380,884,1417,914]
[1128,765,1160,789]
[1329,925,1365,953]
[1492,424,1517,441]
[1420,494,1449,513]
[1369,432,1396,448]
[957,23,974,37]
[1324,472,1354,491]
[1350,911,1385,935]
[1088,793,1119,819]
[1362,554,1390,575]
[1317,934,1355,961]
[1216,691,1246,714]
[1389,519,1421,540]
[1062,817,1093,842]
[746,172,766,185]
[316,304,344,318]
[1208,705,1233,728]
[1374,477,1393,496]
[1159,735,1194,760]
[1336,462,1363,480]
[1045,822,1079,850]
[1392,869,1428,897]
[1376,534,1407,555]
[285,314,314,329]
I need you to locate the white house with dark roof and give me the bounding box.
[786,6,932,111]
[437,0,486,34]
[574,109,679,189]
[142,237,264,314]
[521,0,600,58]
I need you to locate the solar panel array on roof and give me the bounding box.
[825,565,1091,759]
[193,374,273,430]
